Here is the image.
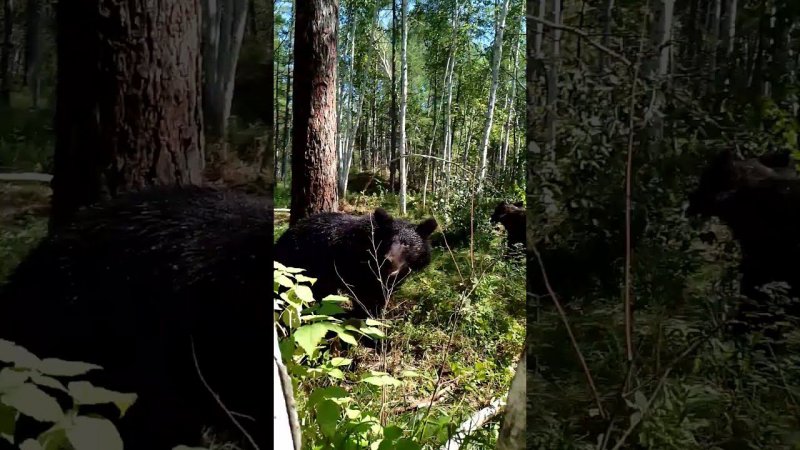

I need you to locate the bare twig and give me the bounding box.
[190,336,261,450]
[525,14,632,66]
[530,244,607,418]
[623,5,647,364]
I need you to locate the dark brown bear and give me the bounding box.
[687,149,800,316]
[274,208,438,319]
[0,186,273,450]
[490,201,526,250]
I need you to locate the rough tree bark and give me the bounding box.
[50,0,204,231]
[201,0,249,141]
[290,0,339,226]
[496,349,526,450]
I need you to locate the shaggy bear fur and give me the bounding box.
[274,208,438,319]
[0,186,273,450]
[490,201,526,249]
[687,149,800,313]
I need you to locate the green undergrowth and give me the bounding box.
[273,194,525,449]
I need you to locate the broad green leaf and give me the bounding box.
[1,383,64,423]
[328,325,358,345]
[293,323,330,356]
[308,386,349,408]
[322,294,350,302]
[19,439,43,450]
[329,357,352,367]
[361,374,402,387]
[315,301,345,316]
[0,368,30,392]
[36,359,102,377]
[275,275,294,288]
[294,285,315,304]
[383,425,403,441]
[295,274,317,284]
[326,368,344,380]
[316,399,341,439]
[282,266,306,273]
[0,340,41,368]
[399,370,421,378]
[65,416,123,450]
[67,382,137,417]
[364,319,389,327]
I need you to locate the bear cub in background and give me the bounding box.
[490,201,526,250]
[274,208,438,319]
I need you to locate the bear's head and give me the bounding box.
[687,149,797,218]
[369,208,438,281]
[490,201,524,225]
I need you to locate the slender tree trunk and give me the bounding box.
[201,0,249,142]
[24,0,42,109]
[545,0,561,160]
[290,0,339,225]
[716,0,737,91]
[282,33,293,181]
[389,0,398,192]
[398,0,408,214]
[477,0,511,190]
[50,0,204,231]
[263,0,274,187]
[600,0,614,69]
[0,0,13,107]
[500,26,521,172]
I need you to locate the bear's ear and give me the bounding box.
[416,218,438,239]
[759,150,793,169]
[372,208,394,229]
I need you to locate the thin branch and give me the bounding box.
[190,336,261,450]
[530,244,606,418]
[526,14,632,66]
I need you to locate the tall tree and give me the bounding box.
[263,0,275,197]
[477,0,511,189]
[201,0,249,144]
[290,0,339,226]
[24,0,43,109]
[50,0,204,231]
[0,0,13,107]
[398,0,408,214]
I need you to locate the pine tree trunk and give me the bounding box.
[290,0,339,225]
[50,0,204,231]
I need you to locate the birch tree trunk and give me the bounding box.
[496,349,526,450]
[290,0,339,225]
[477,0,511,190]
[500,26,521,174]
[201,0,249,141]
[716,0,737,91]
[646,0,675,143]
[398,0,408,215]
